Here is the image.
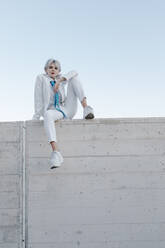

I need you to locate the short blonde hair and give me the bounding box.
[44,58,61,72]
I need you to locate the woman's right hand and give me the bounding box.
[53,81,60,93]
[53,77,66,93]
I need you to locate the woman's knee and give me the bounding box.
[69,76,80,85]
[44,110,53,121]
[44,110,63,123]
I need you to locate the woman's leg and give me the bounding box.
[43,109,63,151]
[64,76,87,119]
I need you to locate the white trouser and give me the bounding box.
[43,76,86,143]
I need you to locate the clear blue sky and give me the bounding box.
[0,0,165,121]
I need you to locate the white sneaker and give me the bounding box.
[50,151,63,169]
[83,106,94,119]
[56,151,64,163]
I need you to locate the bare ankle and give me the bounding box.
[50,141,58,151]
[81,97,87,108]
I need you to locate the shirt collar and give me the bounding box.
[44,73,61,81]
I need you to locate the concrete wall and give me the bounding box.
[1,118,165,248]
[25,118,165,248]
[0,122,23,248]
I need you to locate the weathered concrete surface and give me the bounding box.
[0,122,23,248]
[25,118,165,248]
[1,118,165,248]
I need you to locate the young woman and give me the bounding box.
[32,58,94,169]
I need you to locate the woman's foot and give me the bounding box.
[50,150,64,169]
[83,106,94,119]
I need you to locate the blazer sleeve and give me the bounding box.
[32,75,44,120]
[61,70,78,83]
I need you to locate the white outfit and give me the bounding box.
[32,71,86,143]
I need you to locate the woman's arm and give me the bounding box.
[32,75,44,120]
[62,70,78,81]
[53,71,78,93]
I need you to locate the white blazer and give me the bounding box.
[32,70,78,120]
